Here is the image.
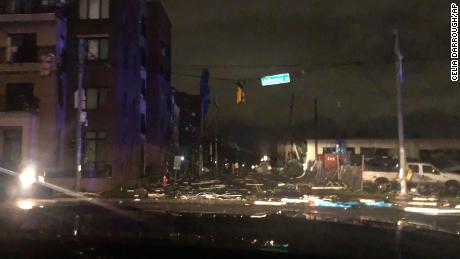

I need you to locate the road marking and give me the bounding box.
[311,186,344,190]
[404,207,460,215]
[254,201,286,206]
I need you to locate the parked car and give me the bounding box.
[362,162,460,194]
[442,165,460,174]
[255,161,272,174]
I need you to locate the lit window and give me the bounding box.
[85,88,107,109]
[88,0,99,19]
[101,0,109,18]
[79,0,110,19]
[79,0,87,19]
[87,39,99,59]
[83,37,108,60]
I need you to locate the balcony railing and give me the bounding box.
[0,1,57,15]
[83,162,112,178]
[0,46,55,64]
[0,95,40,113]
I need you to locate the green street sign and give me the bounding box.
[261,73,290,86]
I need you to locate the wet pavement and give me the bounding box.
[2,200,460,258]
[2,172,460,235]
[1,174,460,258]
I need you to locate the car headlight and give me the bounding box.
[17,199,34,210]
[268,165,272,170]
[19,166,37,189]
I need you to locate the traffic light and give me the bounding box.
[236,82,245,104]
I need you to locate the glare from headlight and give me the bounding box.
[17,199,34,210]
[268,165,272,170]
[19,166,37,188]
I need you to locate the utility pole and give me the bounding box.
[76,39,86,191]
[394,29,407,195]
[314,98,318,159]
[214,110,218,171]
[212,94,219,172]
[284,94,295,166]
[199,69,210,178]
[198,101,204,177]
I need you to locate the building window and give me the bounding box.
[141,78,146,97]
[3,129,22,170]
[1,0,32,14]
[140,113,146,135]
[85,131,107,163]
[84,131,110,177]
[83,37,108,60]
[79,0,110,19]
[4,83,38,113]
[85,88,107,109]
[323,147,336,154]
[7,33,37,63]
[140,47,146,67]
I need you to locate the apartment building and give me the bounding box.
[0,0,67,173]
[0,0,174,192]
[54,0,174,191]
[143,0,173,178]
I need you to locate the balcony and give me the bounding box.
[0,0,57,15]
[0,95,39,114]
[0,12,55,22]
[0,46,55,72]
[0,62,40,73]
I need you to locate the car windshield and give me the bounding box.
[0,0,460,257]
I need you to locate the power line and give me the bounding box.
[172,56,449,83]
[174,63,303,69]
[172,72,256,82]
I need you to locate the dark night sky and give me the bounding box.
[161,0,460,153]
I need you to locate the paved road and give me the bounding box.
[2,171,460,234]
[3,193,459,235]
[2,198,460,258]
